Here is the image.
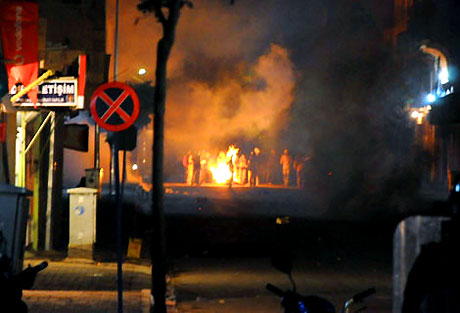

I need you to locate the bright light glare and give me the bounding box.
[138,68,147,76]
[132,163,138,170]
[411,111,419,119]
[439,68,449,84]
[426,93,436,103]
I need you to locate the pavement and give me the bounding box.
[171,256,393,313]
[21,251,178,313]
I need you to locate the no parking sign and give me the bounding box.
[90,81,139,132]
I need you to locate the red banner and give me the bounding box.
[0,1,38,104]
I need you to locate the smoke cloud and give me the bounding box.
[165,43,295,155]
[63,0,421,218]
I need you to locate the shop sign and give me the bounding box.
[12,78,81,108]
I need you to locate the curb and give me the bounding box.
[141,288,179,313]
[23,290,149,312]
[22,257,178,312]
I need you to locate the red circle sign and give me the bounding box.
[90,81,140,132]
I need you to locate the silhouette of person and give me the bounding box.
[192,152,201,186]
[248,147,261,187]
[183,151,194,185]
[280,148,292,187]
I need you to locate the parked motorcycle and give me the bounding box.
[267,254,375,313]
[0,231,48,312]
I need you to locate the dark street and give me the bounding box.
[72,183,438,313]
[166,214,397,313]
[91,183,430,312]
[2,0,460,312]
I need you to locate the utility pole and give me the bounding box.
[110,0,121,197]
[94,124,100,169]
[113,1,124,313]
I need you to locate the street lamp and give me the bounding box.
[426,93,436,103]
[138,68,147,76]
[439,68,449,84]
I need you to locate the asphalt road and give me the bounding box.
[89,184,437,313]
[172,257,392,313]
[166,216,397,313]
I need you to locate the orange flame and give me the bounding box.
[209,145,239,184]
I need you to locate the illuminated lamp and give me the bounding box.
[426,93,436,103]
[138,68,147,76]
[439,68,449,84]
[411,111,419,119]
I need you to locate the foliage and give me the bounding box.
[138,0,234,24]
[138,0,193,26]
[130,81,155,129]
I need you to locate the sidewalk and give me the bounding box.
[22,252,177,313]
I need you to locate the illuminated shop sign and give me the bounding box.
[12,78,80,108]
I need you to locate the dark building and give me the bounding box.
[391,0,460,193]
[0,0,108,251]
[39,0,108,100]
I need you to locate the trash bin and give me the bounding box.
[0,184,32,274]
[85,168,102,190]
[67,187,98,258]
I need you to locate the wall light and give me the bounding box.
[426,93,436,103]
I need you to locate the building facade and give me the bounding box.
[392,0,460,194]
[0,0,107,250]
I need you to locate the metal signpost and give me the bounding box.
[90,81,140,313]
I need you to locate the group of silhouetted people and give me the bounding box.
[182,147,311,188]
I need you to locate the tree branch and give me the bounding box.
[155,8,167,25]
